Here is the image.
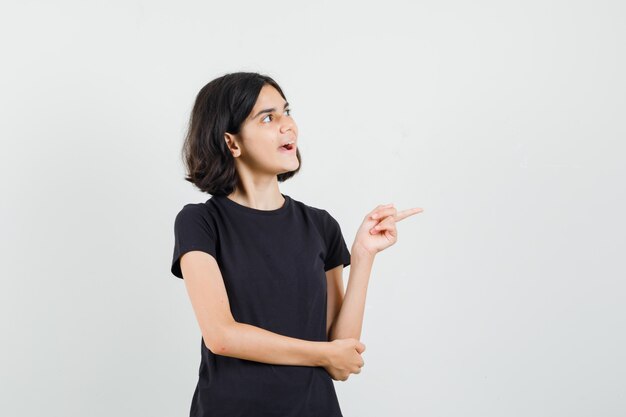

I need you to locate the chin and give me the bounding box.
[278,161,299,174]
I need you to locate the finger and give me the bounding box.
[394,207,424,222]
[369,206,398,220]
[371,224,397,240]
[368,203,394,217]
[373,215,395,229]
[370,217,396,235]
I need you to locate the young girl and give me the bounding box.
[171,72,422,417]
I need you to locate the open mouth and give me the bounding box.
[279,143,295,151]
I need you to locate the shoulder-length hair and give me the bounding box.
[180,71,302,196]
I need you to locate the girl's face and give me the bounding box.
[225,84,299,176]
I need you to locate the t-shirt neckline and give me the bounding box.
[215,193,291,216]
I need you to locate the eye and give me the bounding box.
[261,108,291,124]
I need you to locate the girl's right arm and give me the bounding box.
[180,250,365,375]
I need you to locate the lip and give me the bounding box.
[278,144,297,153]
[278,140,297,152]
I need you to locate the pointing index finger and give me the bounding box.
[394,207,424,222]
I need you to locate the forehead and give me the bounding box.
[252,84,285,108]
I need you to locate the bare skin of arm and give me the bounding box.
[180,250,365,378]
[325,264,345,339]
[327,250,374,342]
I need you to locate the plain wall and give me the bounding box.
[1,0,624,416]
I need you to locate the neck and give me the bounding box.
[227,175,284,211]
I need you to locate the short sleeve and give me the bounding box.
[321,209,351,271]
[171,204,218,279]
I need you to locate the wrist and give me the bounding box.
[316,341,332,367]
[351,243,376,263]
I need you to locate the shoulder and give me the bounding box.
[176,202,204,214]
[176,196,221,218]
[175,202,207,221]
[174,201,218,232]
[288,195,340,231]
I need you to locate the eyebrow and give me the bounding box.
[250,101,290,120]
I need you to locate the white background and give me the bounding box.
[1,0,624,416]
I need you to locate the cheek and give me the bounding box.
[242,128,275,155]
[249,137,280,159]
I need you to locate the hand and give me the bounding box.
[352,203,423,257]
[323,339,366,381]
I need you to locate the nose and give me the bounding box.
[280,114,296,135]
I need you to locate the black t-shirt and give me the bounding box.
[170,193,351,417]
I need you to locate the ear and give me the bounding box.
[224,132,241,157]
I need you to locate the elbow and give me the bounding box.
[203,322,235,355]
[207,340,230,356]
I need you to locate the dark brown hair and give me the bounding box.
[180,72,302,196]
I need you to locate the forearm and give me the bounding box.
[213,321,330,367]
[329,248,375,341]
